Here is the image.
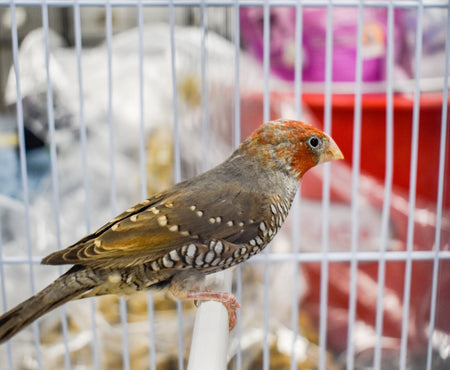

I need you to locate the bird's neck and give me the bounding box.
[235,142,304,182]
[223,150,300,202]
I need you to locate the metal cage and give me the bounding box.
[0,1,449,369]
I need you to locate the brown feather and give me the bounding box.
[42,175,277,269]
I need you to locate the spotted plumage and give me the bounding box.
[0,119,343,342]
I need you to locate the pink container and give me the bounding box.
[240,6,399,82]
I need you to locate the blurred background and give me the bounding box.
[0,1,449,369]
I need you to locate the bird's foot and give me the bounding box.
[186,290,240,330]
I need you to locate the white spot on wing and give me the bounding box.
[157,215,168,227]
[108,273,121,284]
[151,261,160,271]
[195,254,204,265]
[214,241,224,255]
[187,244,197,257]
[169,250,180,261]
[168,225,178,232]
[150,207,159,215]
[162,255,174,267]
[271,204,277,214]
[205,251,215,264]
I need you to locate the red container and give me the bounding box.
[240,91,450,209]
[302,92,450,209]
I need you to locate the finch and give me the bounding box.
[0,119,343,343]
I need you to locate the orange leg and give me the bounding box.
[186,291,241,330]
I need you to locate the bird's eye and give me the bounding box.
[308,136,321,149]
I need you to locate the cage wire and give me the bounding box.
[0,0,449,369]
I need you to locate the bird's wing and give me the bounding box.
[42,182,276,269]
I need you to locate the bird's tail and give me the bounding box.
[0,266,96,344]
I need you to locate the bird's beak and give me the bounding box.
[319,137,344,164]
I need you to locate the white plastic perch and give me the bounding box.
[187,270,233,370]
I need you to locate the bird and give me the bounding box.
[0,118,343,343]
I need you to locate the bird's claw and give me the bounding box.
[186,291,240,330]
